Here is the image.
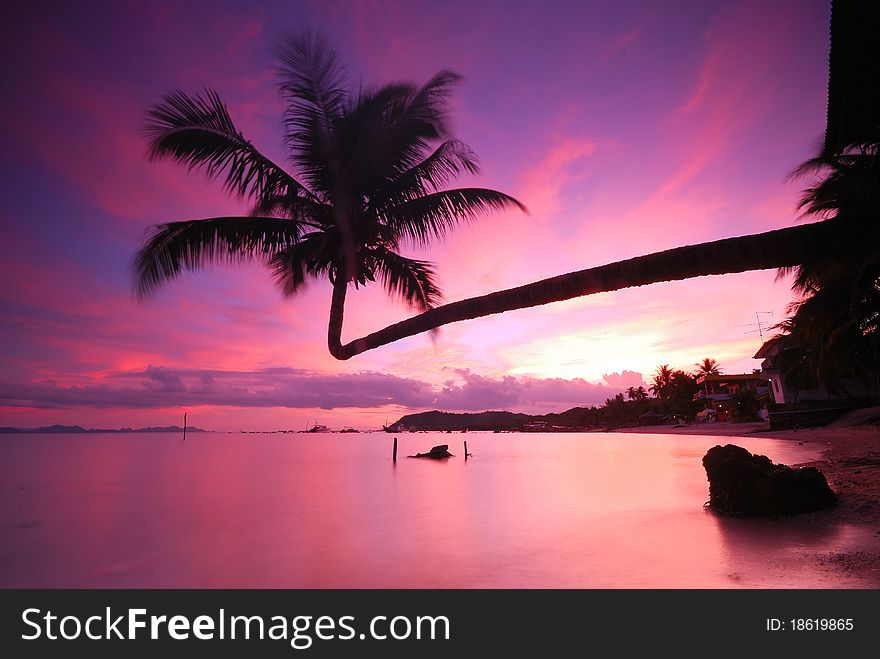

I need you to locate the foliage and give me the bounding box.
[728,388,758,422]
[626,385,648,401]
[693,358,722,377]
[650,365,673,398]
[135,32,523,320]
[772,137,880,397]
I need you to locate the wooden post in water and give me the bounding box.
[393,436,398,463]
[183,412,187,442]
[464,441,468,460]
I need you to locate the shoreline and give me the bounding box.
[612,420,880,525]
[615,418,880,585]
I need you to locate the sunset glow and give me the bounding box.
[1,0,831,430]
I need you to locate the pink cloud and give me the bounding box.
[226,9,267,56]
[0,0,833,433]
[1,365,641,425]
[601,25,643,62]
[517,139,596,220]
[602,371,647,389]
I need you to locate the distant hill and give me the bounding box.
[0,424,206,434]
[392,409,607,431]
[394,410,533,431]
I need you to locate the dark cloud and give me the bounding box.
[0,366,640,412]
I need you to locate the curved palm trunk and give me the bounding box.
[328,218,876,360]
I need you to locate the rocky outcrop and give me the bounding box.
[408,444,453,459]
[702,444,837,517]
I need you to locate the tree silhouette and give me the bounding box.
[134,32,524,359]
[694,358,722,377]
[769,136,879,393]
[650,364,673,399]
[626,385,648,401]
[137,29,878,362]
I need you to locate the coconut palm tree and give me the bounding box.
[694,358,722,377]
[626,385,648,401]
[138,35,879,362]
[134,32,524,358]
[779,137,879,296]
[768,136,879,393]
[650,364,673,399]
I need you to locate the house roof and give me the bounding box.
[696,373,762,384]
[753,340,780,359]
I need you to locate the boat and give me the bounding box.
[382,421,413,433]
[339,428,360,433]
[302,421,330,433]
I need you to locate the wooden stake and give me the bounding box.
[183,412,187,442]
[464,440,468,460]
[393,436,398,463]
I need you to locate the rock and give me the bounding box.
[408,444,453,459]
[702,444,837,517]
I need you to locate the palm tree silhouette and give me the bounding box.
[650,364,673,399]
[694,358,722,377]
[626,385,648,401]
[769,136,879,392]
[137,28,878,362]
[134,32,524,358]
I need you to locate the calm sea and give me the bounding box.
[0,431,875,588]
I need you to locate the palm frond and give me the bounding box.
[334,72,465,200]
[145,89,311,204]
[133,217,301,300]
[371,247,442,311]
[267,232,333,297]
[275,31,348,165]
[368,140,479,211]
[788,142,880,221]
[396,70,462,142]
[302,83,411,198]
[249,187,333,225]
[383,188,527,247]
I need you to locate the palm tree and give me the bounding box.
[626,385,648,401]
[650,364,673,399]
[769,136,879,393]
[138,35,879,362]
[134,32,524,358]
[694,358,722,377]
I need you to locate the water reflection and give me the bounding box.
[707,510,876,588]
[0,432,874,588]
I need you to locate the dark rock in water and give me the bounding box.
[409,444,453,459]
[702,444,837,517]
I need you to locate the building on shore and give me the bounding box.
[693,373,769,421]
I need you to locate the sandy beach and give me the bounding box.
[616,411,880,584]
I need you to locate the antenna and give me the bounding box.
[738,311,773,343]
[755,311,772,343]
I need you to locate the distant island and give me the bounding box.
[0,424,205,434]
[387,408,601,432]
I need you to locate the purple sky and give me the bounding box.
[0,0,832,430]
